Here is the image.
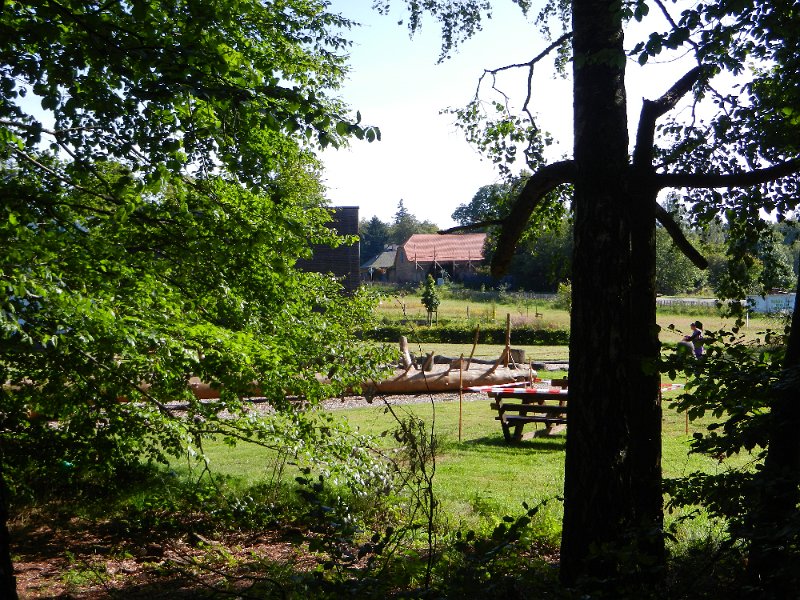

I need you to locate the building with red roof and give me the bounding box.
[394,233,487,284]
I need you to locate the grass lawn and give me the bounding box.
[187,293,773,545]
[377,295,568,329]
[376,294,778,330]
[186,293,769,543]
[192,383,750,545]
[384,308,780,362]
[333,390,744,529]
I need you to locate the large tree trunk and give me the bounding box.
[624,167,665,567]
[560,0,663,584]
[747,274,800,594]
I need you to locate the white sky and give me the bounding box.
[321,1,698,229]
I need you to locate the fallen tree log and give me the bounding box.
[365,362,532,395]
[17,335,535,410]
[163,336,535,398]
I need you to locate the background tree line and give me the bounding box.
[359,199,439,260]
[450,182,800,296]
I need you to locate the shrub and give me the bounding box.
[361,323,569,345]
[553,280,572,313]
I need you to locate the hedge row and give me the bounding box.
[361,323,570,346]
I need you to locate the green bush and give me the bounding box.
[361,323,569,345]
[553,280,572,313]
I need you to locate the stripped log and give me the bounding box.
[366,363,532,395]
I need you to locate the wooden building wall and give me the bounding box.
[296,206,360,294]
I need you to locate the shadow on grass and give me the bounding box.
[464,435,566,452]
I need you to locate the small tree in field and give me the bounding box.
[421,275,440,325]
[554,280,572,314]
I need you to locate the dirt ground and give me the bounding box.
[13,517,320,599]
[12,391,482,599]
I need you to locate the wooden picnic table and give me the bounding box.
[469,381,568,442]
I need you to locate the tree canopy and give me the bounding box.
[0,3,387,596]
[389,199,438,244]
[359,214,391,260]
[358,201,440,266]
[0,0,380,183]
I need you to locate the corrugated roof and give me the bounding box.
[361,247,397,270]
[401,233,486,263]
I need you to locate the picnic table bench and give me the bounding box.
[470,380,568,442]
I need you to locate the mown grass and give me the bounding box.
[380,303,777,360]
[169,294,772,551]
[188,383,751,546]
[335,388,747,522]
[376,295,567,328]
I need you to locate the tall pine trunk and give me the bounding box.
[560,0,663,584]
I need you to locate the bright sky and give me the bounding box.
[321,1,570,229]
[321,2,697,229]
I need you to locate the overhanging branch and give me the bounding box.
[652,0,702,56]
[631,67,708,270]
[490,160,576,277]
[476,32,572,124]
[654,204,708,269]
[482,160,711,275]
[479,32,572,80]
[456,159,712,276]
[655,158,800,189]
[10,146,117,204]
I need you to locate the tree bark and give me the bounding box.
[560,0,663,584]
[627,104,666,575]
